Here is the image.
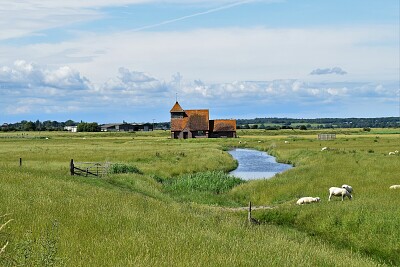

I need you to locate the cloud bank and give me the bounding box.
[0,61,398,121]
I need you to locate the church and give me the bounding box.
[170,101,236,139]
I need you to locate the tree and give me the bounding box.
[65,120,76,126]
[77,122,99,132]
[23,121,36,131]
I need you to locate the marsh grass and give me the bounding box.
[162,171,245,206]
[0,129,398,266]
[108,163,142,174]
[0,214,12,258]
[230,132,400,265]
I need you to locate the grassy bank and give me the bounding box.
[230,130,400,265]
[0,129,398,266]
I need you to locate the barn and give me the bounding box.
[100,123,152,132]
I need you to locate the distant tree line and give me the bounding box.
[1,117,398,132]
[0,120,101,132]
[0,120,77,132]
[0,120,168,132]
[236,117,399,130]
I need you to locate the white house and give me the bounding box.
[64,126,78,132]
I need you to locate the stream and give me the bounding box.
[228,148,293,180]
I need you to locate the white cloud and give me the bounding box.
[0,62,398,120]
[310,67,347,75]
[0,60,90,90]
[103,67,168,98]
[2,25,393,85]
[0,0,260,40]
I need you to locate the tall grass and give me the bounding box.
[162,171,245,206]
[229,132,400,265]
[108,163,142,174]
[0,130,397,266]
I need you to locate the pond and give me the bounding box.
[228,148,293,180]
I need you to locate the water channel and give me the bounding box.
[228,148,293,180]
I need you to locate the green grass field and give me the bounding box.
[0,129,399,266]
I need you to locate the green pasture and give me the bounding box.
[0,129,399,266]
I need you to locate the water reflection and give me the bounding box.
[228,148,292,180]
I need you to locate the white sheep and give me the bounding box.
[341,184,353,193]
[321,147,328,151]
[389,152,396,155]
[328,187,352,201]
[296,197,321,205]
[389,185,400,189]
[284,141,289,144]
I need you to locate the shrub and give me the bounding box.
[109,163,142,174]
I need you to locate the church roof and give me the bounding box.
[209,119,236,132]
[171,109,209,131]
[170,101,184,113]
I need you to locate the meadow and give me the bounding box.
[0,129,399,266]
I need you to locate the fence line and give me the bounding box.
[318,134,336,140]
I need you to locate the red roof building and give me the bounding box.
[170,102,236,139]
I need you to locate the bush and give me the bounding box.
[109,163,142,174]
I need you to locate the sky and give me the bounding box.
[0,0,399,124]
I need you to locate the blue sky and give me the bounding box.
[0,0,399,123]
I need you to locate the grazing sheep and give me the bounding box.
[296,197,321,205]
[389,152,396,155]
[328,187,352,201]
[284,141,289,144]
[341,184,353,193]
[321,147,328,151]
[389,185,400,189]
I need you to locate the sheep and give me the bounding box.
[296,197,321,205]
[389,152,396,155]
[328,187,352,201]
[341,184,353,193]
[284,141,289,144]
[389,185,400,189]
[321,147,328,151]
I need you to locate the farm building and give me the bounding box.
[170,101,236,139]
[100,123,153,132]
[64,126,78,132]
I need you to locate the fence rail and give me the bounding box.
[70,159,110,177]
[318,134,336,140]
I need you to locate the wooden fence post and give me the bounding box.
[70,159,74,176]
[248,201,252,223]
[19,158,22,167]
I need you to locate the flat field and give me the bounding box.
[0,129,399,266]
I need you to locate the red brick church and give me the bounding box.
[170,101,236,139]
